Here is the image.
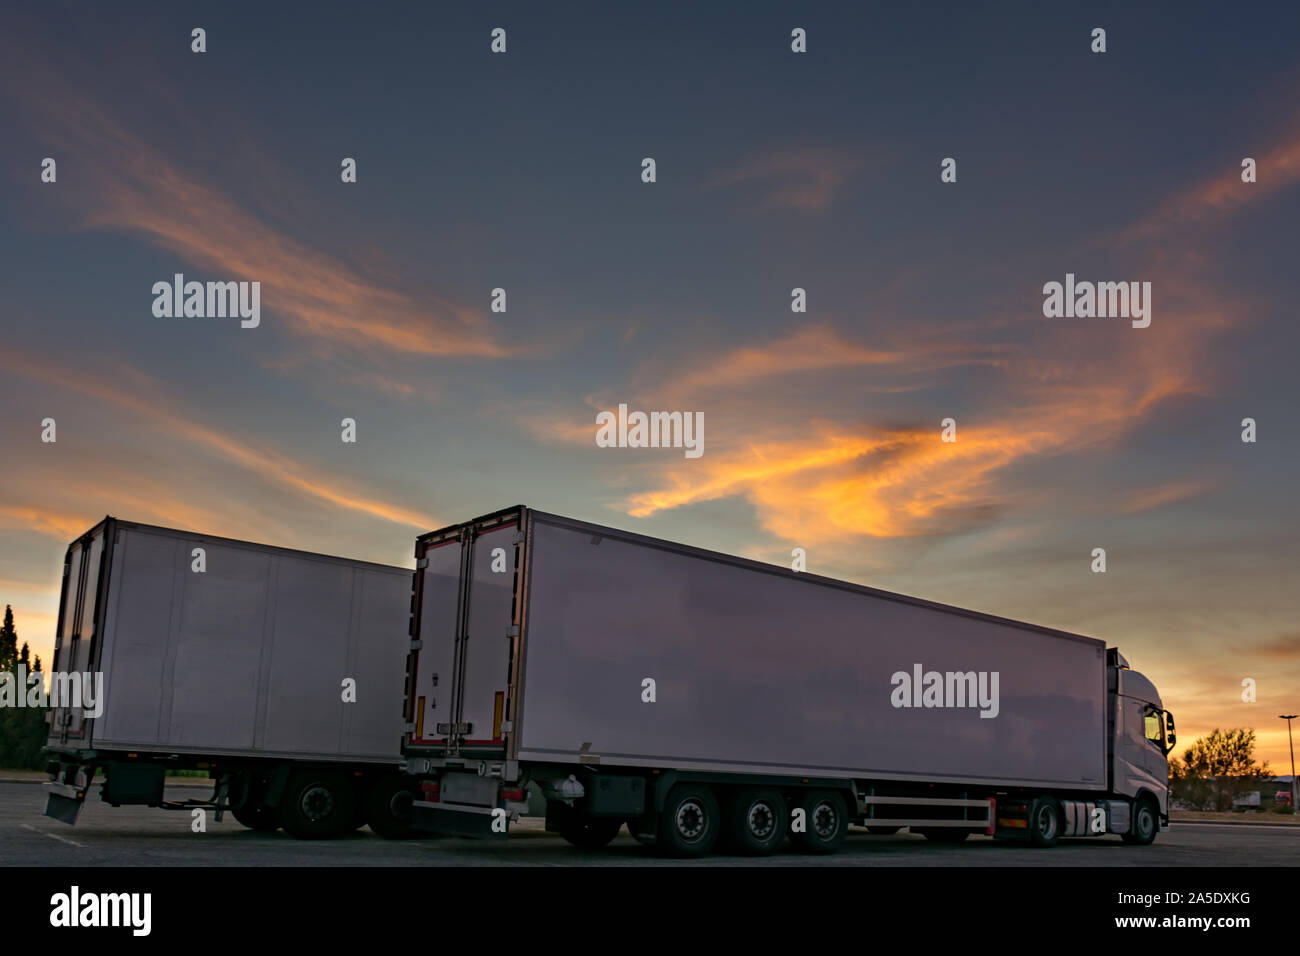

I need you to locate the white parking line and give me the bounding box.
[1171,823,1300,833]
[21,822,85,848]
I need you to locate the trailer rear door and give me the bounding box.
[407,508,523,757]
[48,522,107,747]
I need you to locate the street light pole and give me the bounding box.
[1281,715,1298,811]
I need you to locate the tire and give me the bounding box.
[1028,797,1062,848]
[1121,798,1159,846]
[658,784,721,857]
[558,814,623,850]
[866,826,900,835]
[917,828,970,843]
[626,819,657,845]
[349,801,369,832]
[365,775,419,840]
[789,789,848,855]
[230,802,279,832]
[724,787,787,855]
[280,769,354,840]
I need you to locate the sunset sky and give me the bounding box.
[2,3,1298,769]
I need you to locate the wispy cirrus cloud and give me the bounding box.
[1120,478,1218,515]
[710,146,870,210]
[0,347,440,533]
[1119,113,1300,242]
[0,38,515,367]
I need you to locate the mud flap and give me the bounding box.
[412,800,509,839]
[45,789,85,825]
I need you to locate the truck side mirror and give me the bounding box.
[1164,710,1176,750]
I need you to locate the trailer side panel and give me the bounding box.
[77,523,410,763]
[516,515,1106,789]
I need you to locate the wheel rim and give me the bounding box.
[812,801,838,839]
[388,790,413,821]
[1036,803,1057,840]
[1138,806,1155,838]
[748,801,777,840]
[300,783,335,822]
[676,800,707,842]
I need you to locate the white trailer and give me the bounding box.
[401,506,1176,855]
[43,518,415,839]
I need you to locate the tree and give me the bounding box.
[0,605,16,672]
[1170,729,1272,811]
[0,608,50,770]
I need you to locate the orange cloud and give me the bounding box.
[656,325,1014,396]
[614,274,1229,542]
[1120,119,1300,242]
[1121,479,1217,515]
[0,506,89,542]
[0,43,513,366]
[0,348,440,533]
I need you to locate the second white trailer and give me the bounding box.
[43,518,415,839]
[402,506,1174,855]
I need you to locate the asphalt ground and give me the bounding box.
[3,780,1296,866]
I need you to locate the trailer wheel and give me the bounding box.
[725,787,787,855]
[790,789,848,855]
[230,802,279,832]
[917,828,970,843]
[625,820,656,846]
[228,772,278,831]
[1028,797,1062,848]
[280,770,354,840]
[1121,798,1159,846]
[365,775,419,840]
[658,784,721,857]
[558,815,623,850]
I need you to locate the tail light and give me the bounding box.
[501,787,526,801]
[420,781,440,803]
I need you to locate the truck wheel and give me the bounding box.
[280,769,354,840]
[658,784,721,857]
[365,775,419,840]
[626,820,656,846]
[790,789,848,855]
[230,802,279,832]
[917,828,970,843]
[1121,798,1159,846]
[724,787,786,855]
[1028,797,1062,848]
[559,815,623,850]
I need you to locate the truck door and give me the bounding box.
[408,535,464,749]
[452,519,520,754]
[407,511,522,757]
[49,525,105,745]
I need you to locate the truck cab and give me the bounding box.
[1108,649,1174,835]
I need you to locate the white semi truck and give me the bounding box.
[42,518,414,839]
[399,506,1176,855]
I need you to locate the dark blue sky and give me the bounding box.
[1,0,1298,763]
